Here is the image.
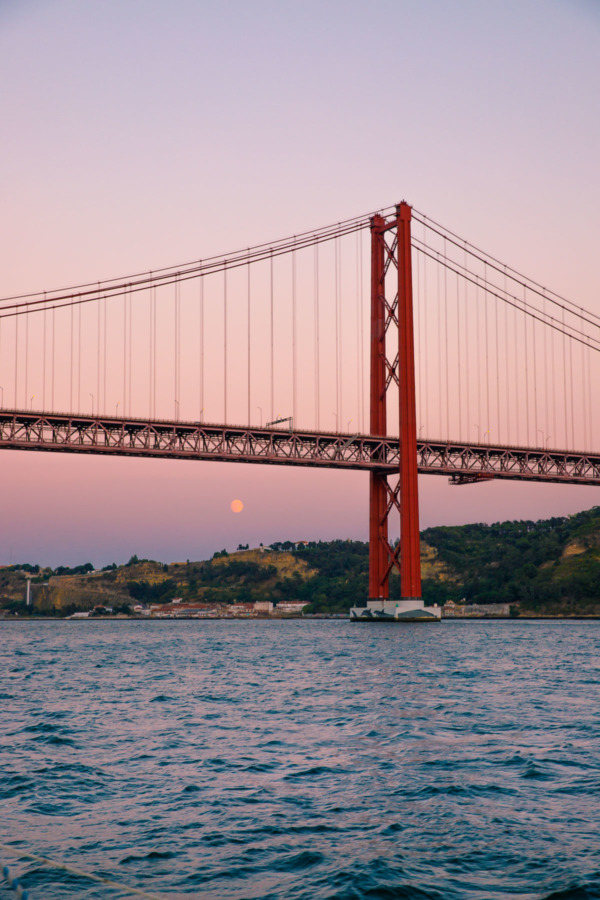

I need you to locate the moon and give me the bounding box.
[230,499,244,513]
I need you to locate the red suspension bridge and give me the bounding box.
[1,202,599,612]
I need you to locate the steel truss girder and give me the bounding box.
[0,412,599,485]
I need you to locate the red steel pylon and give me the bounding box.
[368,202,421,601]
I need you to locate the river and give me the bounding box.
[1,619,599,899]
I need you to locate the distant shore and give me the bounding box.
[3,614,600,622]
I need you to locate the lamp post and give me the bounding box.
[0,386,4,408]
[116,401,120,417]
[257,406,263,427]
[89,393,94,416]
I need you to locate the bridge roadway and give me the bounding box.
[0,410,599,486]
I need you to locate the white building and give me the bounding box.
[254,600,273,613]
[277,600,309,614]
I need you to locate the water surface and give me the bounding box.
[1,620,599,899]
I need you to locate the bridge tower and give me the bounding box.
[353,202,438,622]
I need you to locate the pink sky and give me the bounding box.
[1,0,599,566]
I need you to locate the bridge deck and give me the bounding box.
[1,410,599,486]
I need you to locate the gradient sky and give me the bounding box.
[1,0,599,566]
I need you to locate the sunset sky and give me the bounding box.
[1,0,599,566]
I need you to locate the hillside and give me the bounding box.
[3,507,600,616]
[420,507,600,615]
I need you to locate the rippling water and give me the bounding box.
[1,620,600,899]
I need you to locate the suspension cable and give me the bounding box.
[413,209,600,327]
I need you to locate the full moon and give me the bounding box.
[230,499,244,513]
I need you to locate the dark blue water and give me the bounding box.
[1,620,600,899]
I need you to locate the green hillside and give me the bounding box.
[420,506,600,614]
[2,507,600,617]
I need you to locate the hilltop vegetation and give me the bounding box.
[420,507,600,615]
[2,507,600,616]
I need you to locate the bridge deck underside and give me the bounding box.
[0,411,599,486]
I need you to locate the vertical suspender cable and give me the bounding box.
[335,234,340,429]
[292,238,297,425]
[14,311,18,408]
[199,273,203,422]
[580,332,586,451]
[70,301,74,412]
[103,296,107,416]
[247,252,251,425]
[42,293,47,410]
[568,330,575,450]
[423,231,429,438]
[356,230,361,432]
[444,241,449,438]
[551,304,557,449]
[586,338,592,450]
[314,242,320,430]
[416,244,422,434]
[562,307,567,448]
[270,250,274,423]
[456,272,462,439]
[123,288,127,417]
[523,284,530,447]
[177,274,181,419]
[494,281,500,444]
[24,303,29,409]
[476,275,481,439]
[78,302,82,412]
[174,275,180,419]
[148,281,152,418]
[154,284,157,418]
[130,284,134,415]
[97,296,101,416]
[437,251,442,436]
[147,280,152,419]
[484,263,490,440]
[532,290,538,443]
[542,291,549,446]
[504,269,510,445]
[223,265,227,424]
[51,307,55,410]
[513,292,519,444]
[338,234,343,428]
[463,246,470,440]
[359,227,364,433]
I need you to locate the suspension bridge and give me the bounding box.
[1,203,599,619]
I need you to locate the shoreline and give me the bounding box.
[2,614,600,622]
